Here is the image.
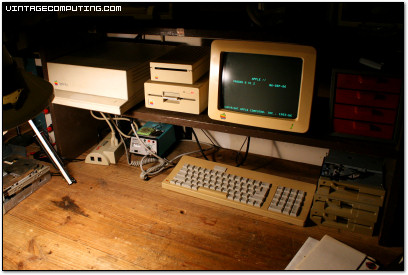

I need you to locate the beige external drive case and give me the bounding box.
[144,75,209,114]
[150,46,210,84]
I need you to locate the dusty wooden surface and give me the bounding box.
[2,143,403,270]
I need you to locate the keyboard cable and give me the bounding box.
[191,128,209,161]
[236,136,250,167]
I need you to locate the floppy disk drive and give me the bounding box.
[144,75,209,115]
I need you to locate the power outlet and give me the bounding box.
[85,134,124,165]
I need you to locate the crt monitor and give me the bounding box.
[208,40,316,133]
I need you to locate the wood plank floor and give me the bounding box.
[3,144,403,270]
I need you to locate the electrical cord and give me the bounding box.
[106,114,165,179]
[98,112,171,180]
[236,136,251,167]
[130,122,172,164]
[98,112,119,146]
[129,122,176,180]
[191,128,209,160]
[139,154,168,177]
[109,115,133,167]
[129,157,160,167]
[200,129,220,148]
[127,140,216,180]
[197,129,252,166]
[323,164,368,181]
[91,110,164,179]
[91,111,146,169]
[235,137,247,164]
[89,111,231,179]
[90,111,135,138]
[62,158,85,162]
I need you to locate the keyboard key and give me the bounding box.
[175,174,185,181]
[269,205,283,213]
[252,193,266,201]
[240,197,248,203]
[290,205,301,216]
[181,183,191,189]
[296,192,305,201]
[240,177,248,183]
[283,203,293,213]
[296,195,304,204]
[213,165,227,173]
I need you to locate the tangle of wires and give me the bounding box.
[90,111,218,180]
[321,164,371,181]
[192,129,251,167]
[197,128,251,167]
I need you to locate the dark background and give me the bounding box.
[3,2,404,74]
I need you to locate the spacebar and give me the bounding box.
[197,187,226,199]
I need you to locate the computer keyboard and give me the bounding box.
[162,155,316,226]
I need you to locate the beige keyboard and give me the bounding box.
[162,156,316,226]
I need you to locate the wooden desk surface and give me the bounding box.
[3,143,403,270]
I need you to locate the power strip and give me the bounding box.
[85,134,124,165]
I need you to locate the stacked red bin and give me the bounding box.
[332,72,402,140]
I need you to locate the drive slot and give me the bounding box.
[154,67,188,72]
[163,98,180,104]
[163,92,180,98]
[179,97,195,101]
[162,91,180,104]
[148,93,161,97]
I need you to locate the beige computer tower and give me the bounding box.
[48,42,174,114]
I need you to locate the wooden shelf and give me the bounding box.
[124,102,400,158]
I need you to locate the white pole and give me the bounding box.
[28,119,75,185]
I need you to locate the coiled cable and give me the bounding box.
[90,111,218,180]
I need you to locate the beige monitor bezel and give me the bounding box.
[208,40,316,133]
